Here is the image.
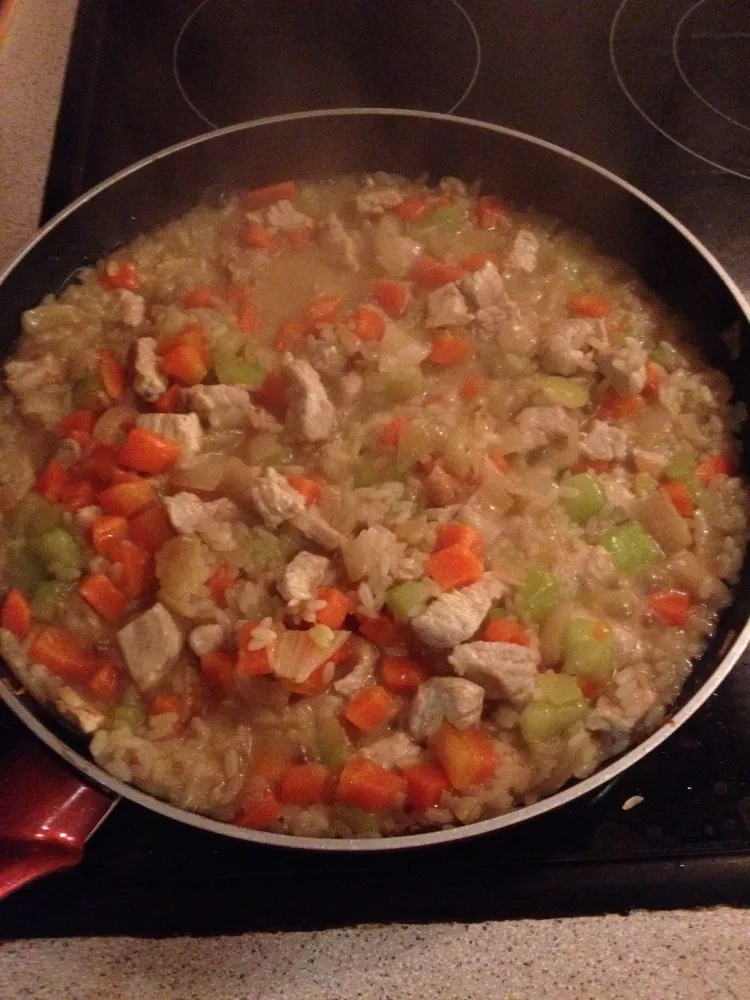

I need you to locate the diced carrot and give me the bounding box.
[353,304,386,342]
[428,330,472,366]
[156,325,209,364]
[278,763,331,806]
[127,504,175,554]
[315,587,352,630]
[461,250,499,271]
[570,458,614,475]
[459,375,486,401]
[1,589,32,639]
[252,749,292,786]
[661,480,695,517]
[568,293,611,318]
[235,300,260,337]
[67,429,93,449]
[433,722,499,791]
[205,562,238,608]
[335,756,406,814]
[425,544,484,590]
[286,227,311,251]
[59,410,96,436]
[434,522,484,555]
[148,691,190,722]
[410,256,463,289]
[578,676,603,702]
[160,344,207,386]
[245,220,279,252]
[183,285,218,309]
[98,260,141,292]
[475,195,508,230]
[59,478,96,512]
[490,452,510,473]
[97,348,125,400]
[379,414,409,451]
[243,180,297,210]
[403,762,450,811]
[303,293,342,324]
[343,684,399,733]
[285,474,321,506]
[644,360,664,394]
[109,539,152,600]
[481,616,530,645]
[254,369,289,416]
[274,317,309,352]
[87,443,128,485]
[356,612,411,650]
[224,282,253,309]
[152,384,183,413]
[283,662,332,697]
[35,460,69,503]
[372,279,411,318]
[596,390,645,421]
[29,626,96,681]
[236,622,272,677]
[380,656,430,695]
[235,787,281,830]
[98,479,155,517]
[396,195,448,224]
[79,574,127,622]
[695,452,733,484]
[648,589,692,627]
[86,659,121,703]
[119,427,181,475]
[199,650,237,696]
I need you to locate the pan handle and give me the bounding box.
[0,734,117,899]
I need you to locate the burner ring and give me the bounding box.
[173,0,482,130]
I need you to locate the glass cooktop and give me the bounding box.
[2,0,750,936]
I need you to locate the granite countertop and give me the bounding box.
[0,3,749,998]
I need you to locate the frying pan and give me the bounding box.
[1,109,749,897]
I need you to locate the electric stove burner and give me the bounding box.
[610,0,750,180]
[173,0,481,129]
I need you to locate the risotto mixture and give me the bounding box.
[0,174,747,838]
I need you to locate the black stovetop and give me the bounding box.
[3,0,750,936]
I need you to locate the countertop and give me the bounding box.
[0,2,749,998]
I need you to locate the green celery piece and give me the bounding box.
[485,606,509,622]
[649,342,679,370]
[536,672,584,706]
[109,704,146,730]
[30,527,85,581]
[561,473,606,524]
[562,618,614,682]
[412,204,466,233]
[7,494,64,539]
[336,805,380,836]
[519,699,588,744]
[664,451,696,482]
[32,580,73,623]
[245,531,281,571]
[601,521,661,574]
[385,581,432,622]
[353,459,401,488]
[71,373,104,409]
[634,472,657,496]
[315,714,351,770]
[518,568,562,623]
[214,353,265,388]
[6,542,49,596]
[536,376,589,409]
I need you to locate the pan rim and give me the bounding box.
[1,106,749,852]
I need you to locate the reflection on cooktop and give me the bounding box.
[173,0,481,127]
[610,0,750,180]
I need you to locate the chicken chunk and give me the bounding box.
[515,405,574,452]
[56,686,106,734]
[278,551,330,603]
[634,488,690,554]
[424,282,472,328]
[183,384,281,432]
[373,214,421,278]
[355,187,404,215]
[283,356,336,442]
[409,677,485,740]
[188,623,225,657]
[337,371,363,405]
[411,576,506,649]
[506,229,539,272]
[600,470,635,509]
[320,212,360,272]
[580,420,628,461]
[265,199,313,231]
[164,491,240,535]
[5,353,62,396]
[117,603,183,692]
[580,545,617,587]
[333,637,377,696]
[449,641,539,706]
[632,447,668,478]
[249,468,307,528]
[424,464,468,506]
[54,437,82,468]
[539,319,593,376]
[75,505,102,529]
[118,290,146,327]
[460,261,509,310]
[587,668,656,740]
[136,412,202,463]
[291,508,345,551]
[610,623,644,666]
[603,337,647,396]
[132,337,168,402]
[362,733,422,770]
